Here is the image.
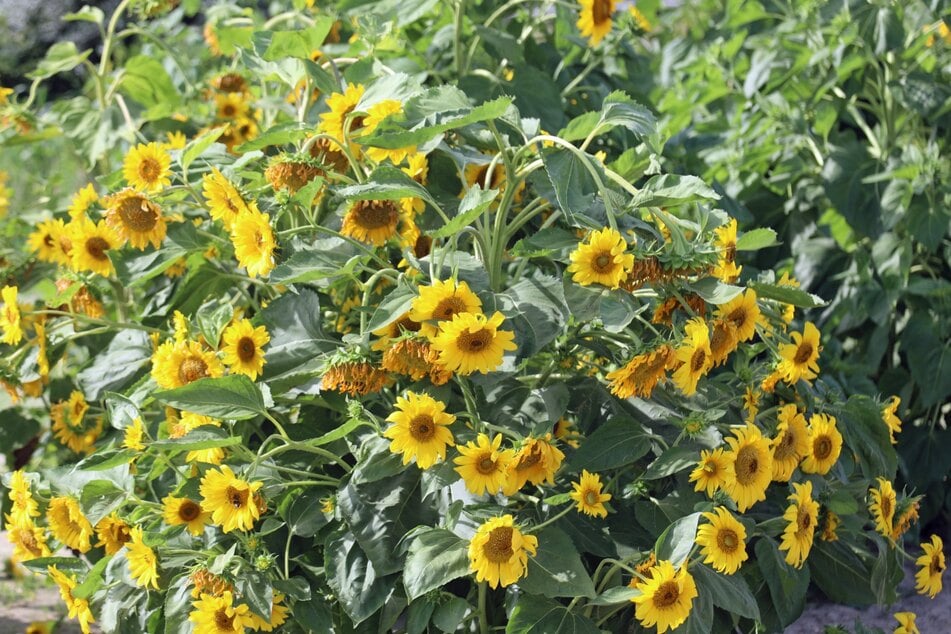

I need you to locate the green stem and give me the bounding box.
[527,505,574,534]
[454,0,468,77]
[31,310,164,334]
[478,581,490,634]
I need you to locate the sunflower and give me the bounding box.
[717,289,761,342]
[577,0,616,46]
[689,448,728,497]
[915,535,945,598]
[502,434,565,495]
[189,591,253,634]
[309,136,351,174]
[800,413,842,475]
[104,188,167,249]
[202,167,251,230]
[341,199,402,246]
[454,433,514,495]
[151,339,224,389]
[631,560,698,633]
[190,569,233,599]
[723,425,773,512]
[371,313,421,352]
[215,92,250,120]
[123,142,172,192]
[6,470,39,523]
[893,612,920,634]
[48,565,95,634]
[696,507,748,574]
[771,404,809,481]
[743,386,760,424]
[170,412,227,465]
[322,360,391,396]
[230,205,276,278]
[708,319,738,367]
[606,345,672,399]
[95,514,131,554]
[47,496,94,552]
[468,515,538,589]
[821,510,841,542]
[28,218,68,263]
[264,156,323,194]
[431,311,516,375]
[68,216,120,276]
[672,318,712,396]
[383,391,455,469]
[360,99,415,164]
[779,480,819,568]
[869,478,897,538]
[777,321,821,384]
[882,396,902,445]
[200,465,264,533]
[123,417,146,451]
[163,495,211,536]
[567,227,634,289]
[246,592,289,632]
[126,526,160,589]
[4,517,51,561]
[51,392,102,455]
[553,418,582,448]
[409,278,483,338]
[318,83,366,141]
[712,218,741,282]
[221,319,269,380]
[891,500,921,541]
[1,285,23,345]
[569,470,612,518]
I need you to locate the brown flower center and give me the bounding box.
[592,251,614,273]
[476,454,497,475]
[457,328,492,353]
[593,0,613,24]
[516,445,543,472]
[353,199,399,230]
[85,237,111,261]
[794,343,814,365]
[226,486,248,509]
[483,526,514,563]
[717,528,739,553]
[433,296,468,321]
[179,500,202,522]
[214,608,235,631]
[18,529,41,556]
[236,337,257,362]
[930,555,944,575]
[814,435,832,460]
[118,196,159,233]
[584,490,599,506]
[734,446,761,485]
[797,507,812,532]
[409,415,435,441]
[138,157,162,183]
[774,430,796,460]
[881,495,893,520]
[727,307,748,330]
[653,580,680,608]
[690,348,707,373]
[178,356,209,384]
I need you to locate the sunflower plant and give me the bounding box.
[0,1,940,633]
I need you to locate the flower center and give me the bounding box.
[85,237,111,261]
[483,526,514,563]
[653,580,680,609]
[584,490,599,506]
[814,435,832,460]
[354,199,399,230]
[727,306,748,330]
[178,356,209,384]
[717,528,738,552]
[118,196,158,232]
[592,252,615,273]
[881,495,893,520]
[138,157,162,183]
[433,296,468,321]
[18,529,41,555]
[515,445,543,472]
[690,348,707,372]
[214,608,235,631]
[409,414,435,441]
[457,328,492,352]
[115,524,132,545]
[734,446,760,485]
[794,342,814,365]
[476,454,498,475]
[179,500,202,521]
[930,555,944,575]
[774,430,796,460]
[237,337,257,362]
[226,486,248,509]
[797,507,812,532]
[593,0,612,24]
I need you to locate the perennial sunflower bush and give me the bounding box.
[0,1,946,633]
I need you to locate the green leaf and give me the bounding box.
[540,147,601,227]
[403,529,470,601]
[507,595,600,634]
[286,489,330,537]
[569,418,650,471]
[748,282,826,308]
[642,447,697,480]
[560,91,657,145]
[429,185,498,239]
[692,564,759,620]
[72,555,111,600]
[0,410,40,457]
[755,537,808,628]
[233,122,311,153]
[260,290,338,382]
[809,540,873,606]
[687,278,743,305]
[324,527,395,624]
[21,557,88,572]
[153,375,267,421]
[196,299,234,349]
[149,427,244,452]
[104,392,140,430]
[257,19,334,61]
[735,228,779,251]
[520,527,596,599]
[336,165,436,206]
[236,572,273,620]
[269,239,361,285]
[627,175,719,208]
[181,126,226,173]
[164,575,193,634]
[870,536,903,605]
[588,585,641,606]
[80,480,128,525]
[501,275,570,358]
[900,314,951,408]
[836,395,897,480]
[119,55,181,115]
[367,284,418,333]
[654,512,701,568]
[64,6,105,24]
[27,42,91,79]
[77,330,151,400]
[432,596,470,633]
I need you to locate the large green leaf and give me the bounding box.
[540,147,601,227]
[654,512,701,568]
[26,42,91,79]
[569,417,650,471]
[80,480,128,525]
[77,330,151,400]
[692,564,760,620]
[627,175,719,208]
[748,282,826,308]
[755,537,808,628]
[808,540,873,607]
[507,596,600,634]
[429,184,498,239]
[119,55,181,116]
[149,427,244,452]
[500,274,569,358]
[260,290,338,380]
[520,527,596,599]
[900,314,951,408]
[255,19,335,61]
[403,529,470,601]
[836,395,897,480]
[336,165,436,206]
[324,527,395,624]
[153,375,267,420]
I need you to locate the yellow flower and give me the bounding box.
[341,199,403,246]
[47,496,94,552]
[215,92,250,120]
[318,83,366,141]
[123,142,172,192]
[173,411,227,465]
[48,565,95,634]
[577,0,616,46]
[28,218,68,264]
[882,396,902,445]
[743,386,760,424]
[166,130,187,149]
[916,535,945,598]
[821,510,841,542]
[202,167,251,230]
[869,478,897,538]
[567,227,634,289]
[123,417,146,451]
[688,448,728,497]
[712,218,741,282]
[771,404,809,482]
[230,205,276,278]
[606,345,671,399]
[51,392,102,454]
[199,465,264,533]
[1,285,23,345]
[553,418,582,448]
[454,433,514,495]
[246,592,289,632]
[4,517,51,561]
[777,321,821,384]
[95,514,131,555]
[468,515,538,589]
[502,434,565,495]
[221,319,269,380]
[68,183,99,219]
[6,470,39,523]
[696,507,748,574]
[800,413,842,475]
[891,500,920,541]
[631,560,698,633]
[69,216,121,276]
[672,318,712,396]
[126,525,160,589]
[383,391,455,469]
[151,339,224,389]
[717,288,760,342]
[723,425,773,512]
[707,319,738,367]
[322,360,391,396]
[104,188,167,249]
[431,311,516,375]
[360,99,415,164]
[893,611,920,634]
[409,278,483,338]
[189,591,253,634]
[163,495,211,536]
[569,470,612,518]
[779,480,819,568]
